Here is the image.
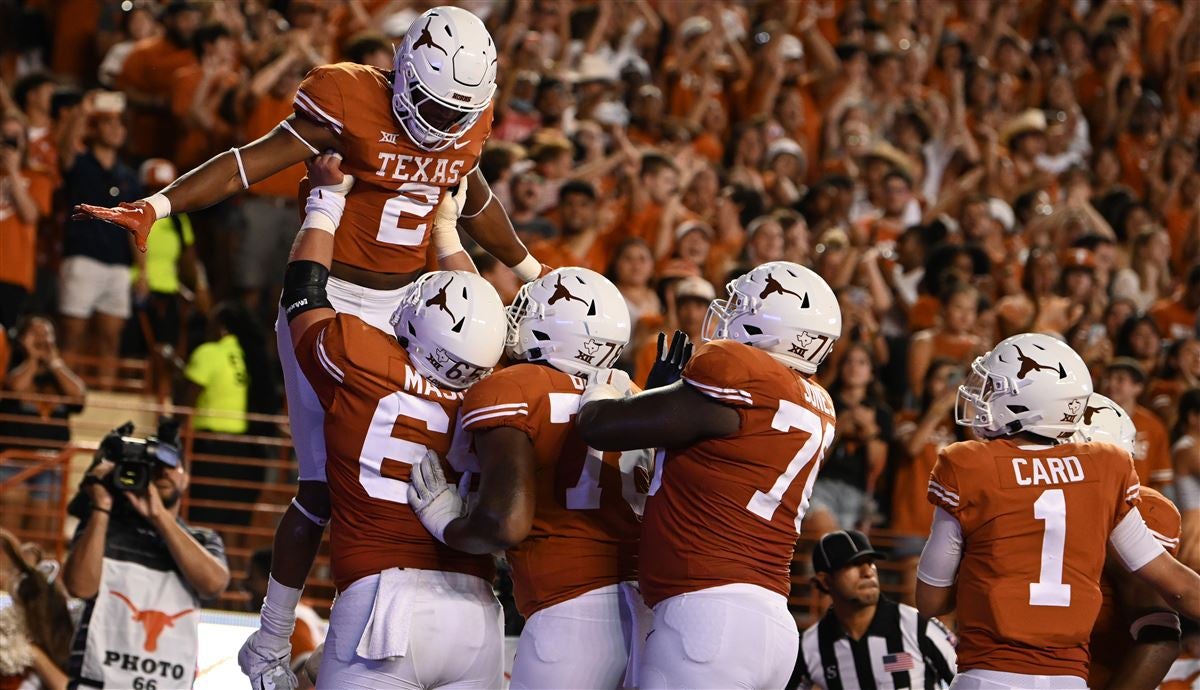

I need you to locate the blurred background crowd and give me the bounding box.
[4,0,1200,685]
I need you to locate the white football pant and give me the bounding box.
[950,670,1089,689]
[638,583,798,690]
[510,583,652,690]
[276,276,409,482]
[316,569,504,689]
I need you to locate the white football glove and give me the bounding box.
[238,629,296,690]
[407,449,466,543]
[581,368,633,408]
[432,177,469,258]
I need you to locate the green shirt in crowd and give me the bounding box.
[131,214,193,294]
[185,333,248,434]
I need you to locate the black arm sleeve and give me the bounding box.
[281,260,333,321]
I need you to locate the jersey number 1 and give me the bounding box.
[1030,488,1071,606]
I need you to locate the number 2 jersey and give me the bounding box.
[293,313,492,591]
[926,438,1142,679]
[292,63,493,275]
[457,362,649,617]
[640,339,837,607]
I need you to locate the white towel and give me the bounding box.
[355,568,418,660]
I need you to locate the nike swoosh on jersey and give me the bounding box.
[452,138,472,150]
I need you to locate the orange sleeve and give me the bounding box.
[680,340,754,408]
[116,45,146,91]
[928,449,963,516]
[1139,488,1182,555]
[461,366,537,436]
[26,171,53,217]
[170,68,200,120]
[633,338,658,389]
[294,65,348,135]
[293,316,343,409]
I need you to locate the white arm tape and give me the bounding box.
[302,187,348,235]
[280,119,320,155]
[1110,507,1168,572]
[230,147,250,190]
[433,180,468,259]
[258,575,302,641]
[511,254,542,282]
[459,186,494,219]
[1177,474,1200,511]
[290,497,329,526]
[917,507,963,587]
[1130,611,1181,640]
[145,192,171,221]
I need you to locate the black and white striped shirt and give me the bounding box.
[788,597,957,690]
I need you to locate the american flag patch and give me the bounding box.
[882,652,915,672]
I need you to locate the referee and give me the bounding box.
[788,530,957,690]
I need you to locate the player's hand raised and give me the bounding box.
[72,200,155,252]
[646,330,693,390]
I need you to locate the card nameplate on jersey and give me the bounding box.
[994,454,1097,488]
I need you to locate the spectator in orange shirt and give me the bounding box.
[234,43,311,313]
[117,0,201,160]
[1150,264,1200,341]
[1147,338,1200,427]
[622,152,680,246]
[507,167,557,244]
[0,116,52,329]
[1102,357,1174,490]
[607,237,661,337]
[10,73,58,179]
[170,22,240,170]
[529,180,612,274]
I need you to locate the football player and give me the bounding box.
[405,267,654,689]
[1078,394,1183,690]
[574,261,843,688]
[267,152,509,689]
[915,333,1200,690]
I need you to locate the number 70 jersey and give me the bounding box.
[926,438,1141,678]
[293,63,492,275]
[639,339,838,607]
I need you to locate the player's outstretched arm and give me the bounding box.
[1105,547,1182,690]
[73,117,336,251]
[459,169,549,281]
[578,377,740,451]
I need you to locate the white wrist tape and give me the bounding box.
[1130,611,1181,641]
[433,180,468,259]
[302,187,348,236]
[511,254,542,282]
[258,575,302,641]
[145,193,171,220]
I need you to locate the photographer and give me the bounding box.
[62,422,229,690]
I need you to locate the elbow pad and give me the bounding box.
[281,261,332,321]
[1131,611,1181,643]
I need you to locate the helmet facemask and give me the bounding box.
[393,58,491,152]
[505,280,626,377]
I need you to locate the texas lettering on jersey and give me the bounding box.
[927,439,1141,679]
[456,363,649,616]
[293,313,492,590]
[293,63,493,275]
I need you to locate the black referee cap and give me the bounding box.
[813,530,887,574]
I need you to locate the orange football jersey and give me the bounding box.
[293,63,493,275]
[639,339,837,607]
[456,363,648,616]
[1088,486,1182,690]
[294,314,492,590]
[927,439,1143,679]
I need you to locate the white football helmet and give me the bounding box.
[391,271,506,389]
[957,332,1093,440]
[702,261,841,374]
[507,267,631,378]
[1074,393,1136,454]
[393,6,497,152]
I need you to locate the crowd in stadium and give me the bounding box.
[3,0,1200,688]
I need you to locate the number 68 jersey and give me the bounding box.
[293,63,492,275]
[926,438,1141,679]
[457,362,651,618]
[639,339,837,608]
[294,313,493,591]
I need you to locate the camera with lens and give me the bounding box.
[100,419,182,492]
